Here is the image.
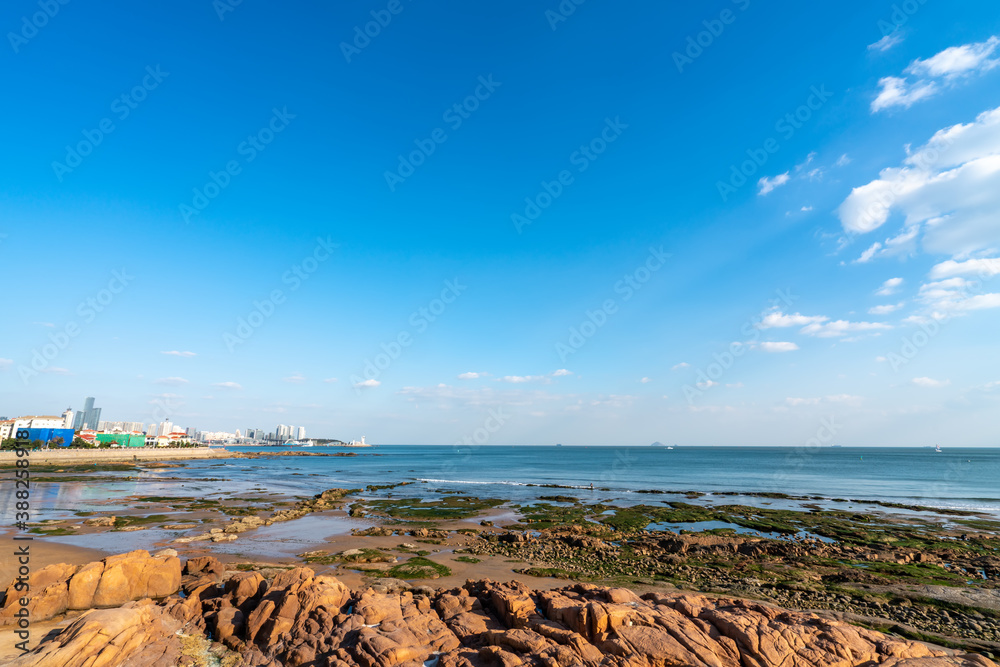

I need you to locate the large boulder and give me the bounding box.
[7,600,182,667]
[0,550,180,625]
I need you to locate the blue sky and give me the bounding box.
[2,0,999,445]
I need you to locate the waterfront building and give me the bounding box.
[73,397,102,430]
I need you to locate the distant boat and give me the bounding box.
[555,443,563,447]
[935,444,942,453]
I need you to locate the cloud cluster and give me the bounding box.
[872,36,999,112]
[839,105,1000,258]
[757,309,890,339]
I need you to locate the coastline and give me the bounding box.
[4,452,999,660]
[0,447,232,466]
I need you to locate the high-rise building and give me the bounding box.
[295,426,306,440]
[73,397,102,431]
[62,409,74,429]
[276,424,291,441]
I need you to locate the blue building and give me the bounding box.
[20,428,74,446]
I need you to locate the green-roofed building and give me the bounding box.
[95,433,146,447]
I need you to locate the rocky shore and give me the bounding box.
[2,549,996,667]
[9,475,1000,664]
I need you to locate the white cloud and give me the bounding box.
[33,322,55,328]
[757,172,790,196]
[0,358,12,370]
[640,377,652,384]
[155,377,189,386]
[911,376,950,388]
[800,319,892,338]
[857,241,883,263]
[908,36,999,79]
[875,356,887,362]
[868,33,904,53]
[757,308,889,339]
[354,378,381,389]
[161,350,197,357]
[757,309,828,329]
[671,362,690,371]
[787,395,862,407]
[150,393,183,401]
[212,381,242,390]
[868,302,904,315]
[929,257,1000,279]
[841,105,1000,258]
[872,76,938,112]
[800,206,814,212]
[826,394,863,405]
[957,293,1000,310]
[871,36,999,112]
[876,277,904,296]
[786,397,821,406]
[836,154,852,167]
[497,375,549,384]
[457,372,486,380]
[323,377,338,383]
[696,380,718,390]
[917,277,1000,314]
[759,341,799,352]
[551,369,573,377]
[42,367,72,375]
[283,374,305,384]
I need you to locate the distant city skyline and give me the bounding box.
[2,3,999,445]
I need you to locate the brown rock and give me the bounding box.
[66,561,104,610]
[7,600,182,667]
[83,516,115,526]
[0,562,78,625]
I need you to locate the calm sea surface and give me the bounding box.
[13,445,999,557]
[25,445,999,518]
